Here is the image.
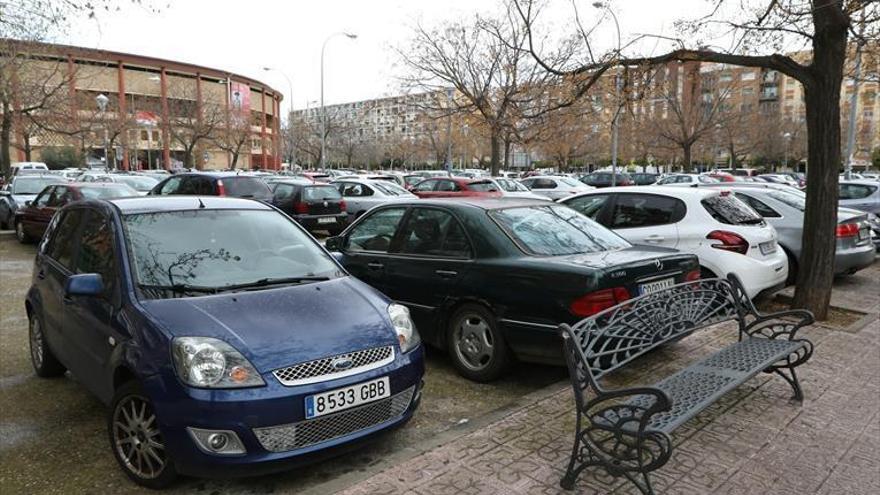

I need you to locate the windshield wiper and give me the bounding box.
[218,276,331,292]
[138,283,219,294]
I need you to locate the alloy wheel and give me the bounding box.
[15,221,25,242]
[112,395,167,480]
[29,317,43,369]
[453,315,495,371]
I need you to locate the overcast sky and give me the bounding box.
[66,0,713,111]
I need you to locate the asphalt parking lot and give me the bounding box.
[0,233,566,494]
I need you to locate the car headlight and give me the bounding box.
[388,303,420,353]
[171,337,265,388]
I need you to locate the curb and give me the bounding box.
[300,379,570,495]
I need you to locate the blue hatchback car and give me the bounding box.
[25,196,424,488]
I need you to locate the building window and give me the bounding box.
[741,71,756,81]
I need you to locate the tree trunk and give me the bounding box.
[791,28,847,321]
[1,108,12,176]
[490,132,502,176]
[230,151,239,169]
[503,137,512,169]
[682,143,692,172]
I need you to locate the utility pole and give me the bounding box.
[844,14,865,180]
[445,88,453,174]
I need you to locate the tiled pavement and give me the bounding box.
[330,264,880,495]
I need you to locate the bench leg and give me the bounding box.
[560,432,582,490]
[773,366,803,402]
[622,470,656,495]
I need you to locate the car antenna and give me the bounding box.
[197,197,206,209]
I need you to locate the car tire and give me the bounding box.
[28,312,66,378]
[446,304,511,382]
[700,266,718,280]
[783,249,798,286]
[15,219,33,244]
[108,381,178,489]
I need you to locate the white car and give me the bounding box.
[759,174,800,187]
[560,186,788,298]
[655,174,719,187]
[488,178,551,200]
[331,178,417,220]
[78,173,159,195]
[518,175,593,200]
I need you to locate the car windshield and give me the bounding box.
[80,184,137,199]
[557,177,583,188]
[371,181,409,196]
[467,181,497,192]
[303,185,342,200]
[496,178,528,192]
[12,177,62,194]
[113,175,158,191]
[702,194,765,225]
[490,205,631,256]
[767,190,806,211]
[123,209,341,296]
[221,177,272,199]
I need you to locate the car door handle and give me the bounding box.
[367,262,384,270]
[36,270,46,280]
[435,269,458,278]
[643,235,664,243]
[62,295,73,305]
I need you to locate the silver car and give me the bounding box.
[839,180,879,214]
[730,186,875,281]
[332,178,417,220]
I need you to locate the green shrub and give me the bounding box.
[39,147,84,169]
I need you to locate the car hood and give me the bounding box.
[139,276,397,372]
[10,194,37,205]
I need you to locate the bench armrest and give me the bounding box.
[583,385,672,434]
[744,309,814,340]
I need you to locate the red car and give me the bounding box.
[705,172,737,182]
[410,177,503,199]
[13,182,136,243]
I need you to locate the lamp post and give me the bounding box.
[445,87,453,174]
[593,2,621,186]
[783,132,792,171]
[95,93,110,170]
[321,31,357,171]
[263,67,295,167]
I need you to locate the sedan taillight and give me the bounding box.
[216,180,226,196]
[294,202,309,214]
[836,223,859,238]
[339,200,347,212]
[706,230,749,255]
[570,287,630,317]
[685,269,701,281]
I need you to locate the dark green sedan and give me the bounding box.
[325,198,699,381]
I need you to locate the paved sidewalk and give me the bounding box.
[327,265,880,495]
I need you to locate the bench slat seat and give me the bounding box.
[621,338,807,433]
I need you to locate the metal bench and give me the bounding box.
[559,275,814,494]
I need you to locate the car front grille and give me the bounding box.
[253,386,415,453]
[273,346,395,386]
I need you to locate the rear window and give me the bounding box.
[702,194,765,225]
[371,181,409,196]
[303,185,342,201]
[490,205,630,256]
[221,177,272,199]
[467,181,497,192]
[766,190,806,211]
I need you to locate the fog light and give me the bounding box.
[208,433,228,450]
[187,427,246,455]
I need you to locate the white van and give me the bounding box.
[10,162,49,176]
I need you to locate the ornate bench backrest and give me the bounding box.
[563,276,753,387]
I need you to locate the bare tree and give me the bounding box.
[398,5,573,175]
[165,80,225,169]
[213,113,252,169]
[514,0,879,319]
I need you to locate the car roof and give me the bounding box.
[571,185,720,198]
[107,196,272,214]
[65,182,133,188]
[840,179,880,185]
[389,197,553,211]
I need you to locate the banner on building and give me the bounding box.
[229,82,251,116]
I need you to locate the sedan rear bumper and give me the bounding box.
[834,243,876,275]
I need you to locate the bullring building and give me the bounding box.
[2,40,283,170]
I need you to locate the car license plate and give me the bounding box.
[858,228,869,241]
[760,241,777,255]
[317,217,336,224]
[305,377,389,419]
[639,277,674,295]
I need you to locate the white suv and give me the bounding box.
[560,186,788,298]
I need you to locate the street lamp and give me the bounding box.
[95,93,111,170]
[783,132,792,171]
[321,31,357,170]
[593,2,622,186]
[263,67,295,167]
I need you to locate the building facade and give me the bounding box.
[2,40,283,171]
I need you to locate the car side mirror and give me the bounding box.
[24,200,32,207]
[65,273,104,297]
[325,236,342,252]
